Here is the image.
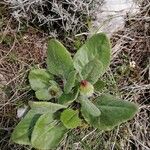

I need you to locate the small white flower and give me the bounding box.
[23,35,28,39]
[130,61,136,68]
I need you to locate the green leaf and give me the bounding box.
[58,87,79,105]
[94,94,139,130]
[29,101,66,113]
[73,33,111,77]
[60,109,81,129]
[35,88,52,100]
[28,114,41,141]
[64,70,77,94]
[94,79,106,92]
[58,92,77,105]
[81,58,104,84]
[81,98,101,125]
[11,101,65,145]
[31,113,67,149]
[11,110,39,145]
[47,39,74,78]
[29,69,53,91]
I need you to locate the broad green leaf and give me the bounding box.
[81,98,101,125]
[28,114,41,140]
[64,70,77,94]
[47,39,74,78]
[11,102,65,145]
[29,101,66,113]
[81,58,104,84]
[29,69,53,91]
[58,87,79,105]
[35,88,52,100]
[31,113,67,149]
[94,80,106,92]
[11,110,40,145]
[60,109,81,129]
[94,94,139,130]
[58,92,76,105]
[73,33,111,76]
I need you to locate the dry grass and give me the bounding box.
[107,1,150,148]
[3,0,103,38]
[0,0,150,150]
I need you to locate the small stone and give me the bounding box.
[17,105,28,118]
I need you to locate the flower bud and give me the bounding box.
[80,80,94,97]
[48,80,62,98]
